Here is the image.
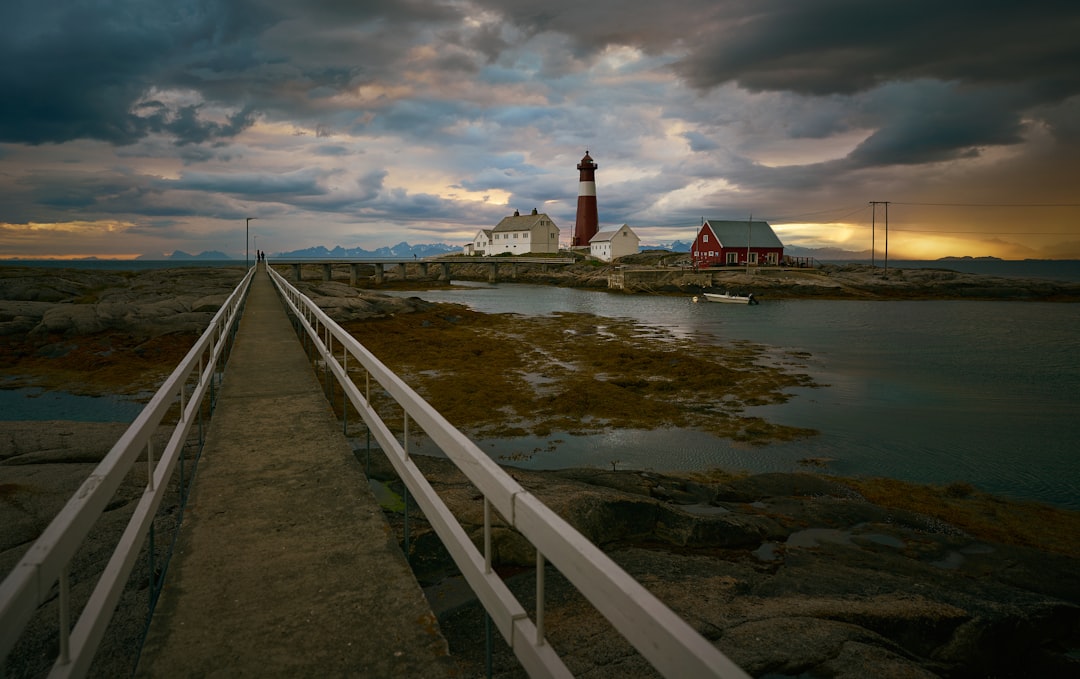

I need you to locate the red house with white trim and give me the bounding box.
[691,219,784,269]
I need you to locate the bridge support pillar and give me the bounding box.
[373,263,384,284]
[488,263,498,283]
[418,263,429,277]
[321,263,332,281]
[395,263,406,280]
[350,263,361,286]
[292,263,302,281]
[440,262,451,282]
[510,263,517,279]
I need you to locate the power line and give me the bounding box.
[889,228,1076,235]
[893,201,1080,208]
[766,204,870,222]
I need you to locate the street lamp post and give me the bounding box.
[246,217,256,267]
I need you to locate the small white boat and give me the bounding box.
[695,292,759,305]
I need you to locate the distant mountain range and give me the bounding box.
[274,242,460,259]
[136,250,233,260]
[135,240,927,262]
[640,240,692,253]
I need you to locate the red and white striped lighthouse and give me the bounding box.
[572,150,599,247]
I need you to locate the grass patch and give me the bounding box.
[344,304,818,443]
[3,331,200,394]
[844,476,1080,559]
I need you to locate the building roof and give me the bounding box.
[704,219,783,248]
[493,211,557,233]
[589,224,638,243]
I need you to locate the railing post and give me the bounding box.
[402,411,410,563]
[403,484,410,564]
[342,349,348,434]
[365,427,371,477]
[484,497,492,574]
[485,611,493,679]
[536,551,546,646]
[148,523,156,619]
[324,326,331,398]
[198,357,205,444]
[180,439,186,504]
[146,440,155,492]
[59,563,71,665]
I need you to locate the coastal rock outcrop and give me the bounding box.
[368,455,1080,678]
[0,266,246,340]
[289,279,434,321]
[389,254,1080,301]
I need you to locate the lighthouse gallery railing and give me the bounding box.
[267,265,748,679]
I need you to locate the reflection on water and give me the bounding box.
[0,386,144,422]
[408,427,808,475]
[387,283,1080,509]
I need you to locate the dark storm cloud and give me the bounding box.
[161,168,329,197]
[672,0,1080,97]
[149,104,260,146]
[846,81,1028,167]
[3,0,1078,257]
[471,0,1080,176]
[0,0,272,145]
[468,0,719,57]
[6,168,237,222]
[17,170,164,216]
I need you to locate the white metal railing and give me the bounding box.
[268,266,748,678]
[0,266,256,678]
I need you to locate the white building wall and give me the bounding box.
[590,225,639,262]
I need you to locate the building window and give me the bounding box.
[703,234,709,243]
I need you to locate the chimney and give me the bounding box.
[532,208,538,215]
[513,209,520,216]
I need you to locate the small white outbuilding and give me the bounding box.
[589,224,640,262]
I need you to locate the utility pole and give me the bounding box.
[869,201,890,272]
[884,201,890,278]
[869,201,876,267]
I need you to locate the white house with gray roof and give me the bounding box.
[589,224,640,262]
[471,209,560,256]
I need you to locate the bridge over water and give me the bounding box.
[0,264,747,678]
[273,256,576,285]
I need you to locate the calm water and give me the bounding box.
[4,259,1078,507]
[0,259,243,271]
[0,386,145,422]
[390,282,1080,509]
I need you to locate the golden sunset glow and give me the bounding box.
[0,3,1076,260]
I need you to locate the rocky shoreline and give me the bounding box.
[339,252,1080,301]
[3,420,1078,677]
[365,454,1080,678]
[2,264,1079,677]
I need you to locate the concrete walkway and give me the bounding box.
[137,264,456,677]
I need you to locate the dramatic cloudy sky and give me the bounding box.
[2,0,1079,259]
